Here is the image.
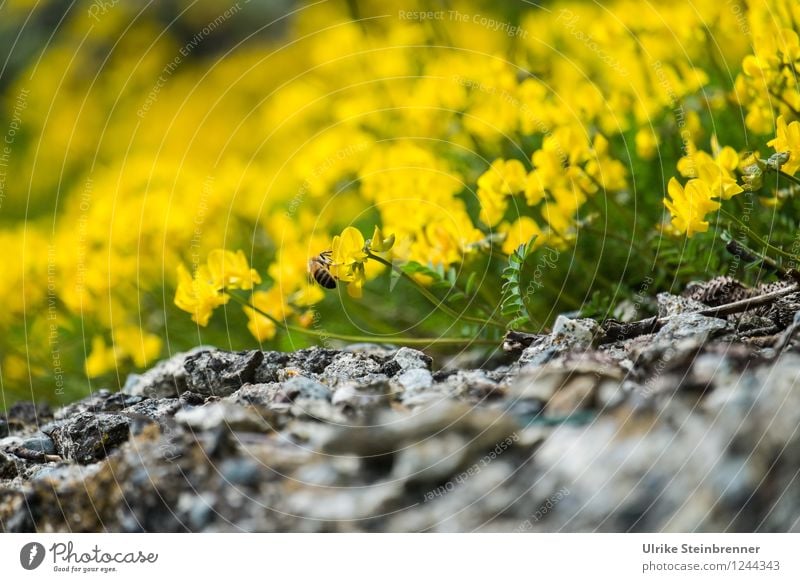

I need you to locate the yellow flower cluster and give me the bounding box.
[735,0,800,133]
[1,0,798,400]
[478,128,627,251]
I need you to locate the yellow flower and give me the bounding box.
[85,336,117,378]
[368,225,395,252]
[476,159,527,226]
[245,287,292,341]
[635,128,658,160]
[331,226,367,270]
[174,263,230,326]
[330,226,369,297]
[207,249,261,290]
[478,186,508,227]
[291,283,325,307]
[696,161,743,200]
[499,217,543,255]
[663,178,720,237]
[767,116,800,175]
[114,326,162,368]
[477,159,527,195]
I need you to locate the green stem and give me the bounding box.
[229,294,497,346]
[366,253,507,330]
[776,168,800,189]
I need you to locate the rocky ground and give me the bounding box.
[2,280,800,532]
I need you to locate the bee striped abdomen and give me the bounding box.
[308,251,337,289]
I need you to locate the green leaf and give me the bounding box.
[499,235,538,332]
[465,272,478,296]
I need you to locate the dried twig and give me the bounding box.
[696,282,799,318]
[600,282,800,344]
[4,446,61,463]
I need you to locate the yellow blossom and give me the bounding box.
[499,217,544,255]
[663,178,721,237]
[767,116,800,175]
[206,249,261,290]
[476,159,528,226]
[245,288,292,342]
[368,225,395,252]
[113,326,163,368]
[174,263,230,326]
[85,336,117,378]
[635,129,658,160]
[330,226,369,298]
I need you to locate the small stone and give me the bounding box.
[44,412,130,464]
[518,317,599,367]
[227,383,282,407]
[322,352,383,382]
[390,347,433,373]
[395,368,434,393]
[0,451,18,479]
[0,418,8,438]
[654,312,729,342]
[546,376,596,416]
[183,349,264,397]
[20,432,56,455]
[597,380,626,409]
[657,292,708,317]
[277,376,332,402]
[124,398,181,424]
[552,316,599,345]
[175,401,273,433]
[123,346,213,398]
[331,381,391,413]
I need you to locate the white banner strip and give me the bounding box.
[1,533,799,581]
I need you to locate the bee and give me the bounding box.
[308,250,337,289]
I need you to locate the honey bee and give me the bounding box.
[308,250,337,289]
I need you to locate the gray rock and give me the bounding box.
[219,458,263,487]
[7,295,800,533]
